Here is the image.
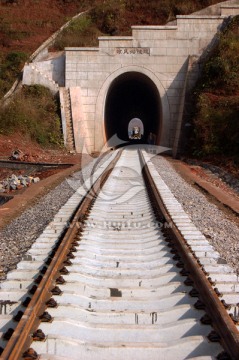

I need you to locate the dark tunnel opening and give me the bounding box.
[105,72,161,147]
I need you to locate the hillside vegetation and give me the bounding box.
[0,85,62,146]
[191,15,239,172]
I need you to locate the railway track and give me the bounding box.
[0,147,239,359]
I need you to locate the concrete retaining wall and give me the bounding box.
[23,53,65,88]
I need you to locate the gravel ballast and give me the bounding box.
[1,151,238,280]
[0,153,111,279]
[151,155,239,275]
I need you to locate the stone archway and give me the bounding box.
[104,71,160,147]
[94,65,171,151]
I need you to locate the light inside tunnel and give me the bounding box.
[128,118,144,140]
[105,72,161,147]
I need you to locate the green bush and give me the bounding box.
[193,95,239,156]
[90,0,126,35]
[191,16,239,158]
[0,51,28,97]
[196,16,239,93]
[53,14,101,50]
[5,51,28,73]
[0,85,63,147]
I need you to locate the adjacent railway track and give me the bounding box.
[0,147,239,359]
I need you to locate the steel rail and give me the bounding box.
[0,150,122,360]
[139,149,239,360]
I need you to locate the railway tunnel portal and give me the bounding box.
[62,7,232,155]
[105,72,161,147]
[22,1,239,155]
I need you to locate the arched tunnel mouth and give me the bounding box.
[105,72,161,147]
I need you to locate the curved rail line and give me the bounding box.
[0,147,239,360]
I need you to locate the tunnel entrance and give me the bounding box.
[105,72,161,147]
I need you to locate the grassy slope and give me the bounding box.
[0,0,83,97]
[191,15,239,174]
[0,84,62,145]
